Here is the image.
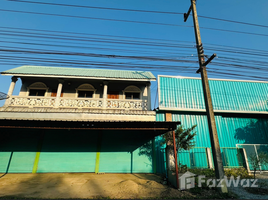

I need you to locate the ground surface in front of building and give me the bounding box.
[0,173,236,199]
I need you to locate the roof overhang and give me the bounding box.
[1,73,156,82]
[0,120,180,137]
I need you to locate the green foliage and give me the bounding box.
[188,167,251,179]
[248,152,268,179]
[178,162,188,173]
[189,168,215,177]
[224,167,252,179]
[163,125,197,152]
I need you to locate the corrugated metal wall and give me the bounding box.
[155,112,268,170]
[159,76,268,112]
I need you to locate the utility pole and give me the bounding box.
[184,0,228,193]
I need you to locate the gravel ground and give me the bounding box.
[228,173,268,199]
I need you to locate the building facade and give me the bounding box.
[156,75,268,172]
[0,66,179,174]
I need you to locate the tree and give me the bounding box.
[248,152,268,179]
[163,125,197,172]
[163,125,197,152]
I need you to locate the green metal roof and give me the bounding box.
[1,65,156,81]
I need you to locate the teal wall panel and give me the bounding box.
[37,152,96,173]
[159,76,268,112]
[8,152,37,173]
[0,129,39,173]
[98,131,153,173]
[37,130,97,173]
[0,152,12,173]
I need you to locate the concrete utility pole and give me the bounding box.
[184,0,228,193]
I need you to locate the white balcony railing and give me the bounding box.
[107,99,147,110]
[7,96,148,110]
[59,97,103,109]
[9,96,56,107]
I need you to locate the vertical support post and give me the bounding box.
[102,81,108,109]
[242,148,251,174]
[146,82,151,110]
[173,130,179,189]
[189,0,228,193]
[54,79,64,108]
[4,76,18,106]
[206,147,213,169]
[254,145,262,172]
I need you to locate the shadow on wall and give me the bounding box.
[138,136,166,174]
[234,118,268,144]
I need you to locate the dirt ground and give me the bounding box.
[0,173,197,199]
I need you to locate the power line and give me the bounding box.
[0,9,190,28]
[8,0,268,29]
[1,9,268,37]
[0,26,268,56]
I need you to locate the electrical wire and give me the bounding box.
[8,0,268,29]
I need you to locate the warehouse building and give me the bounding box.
[155,75,268,172]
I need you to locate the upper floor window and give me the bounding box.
[123,85,141,100]
[125,92,140,99]
[28,82,48,97]
[78,91,94,98]
[29,89,46,96]
[76,84,96,98]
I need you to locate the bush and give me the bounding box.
[224,167,252,179]
[187,167,252,179]
[188,168,215,177]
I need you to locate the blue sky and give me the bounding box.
[0,0,268,107]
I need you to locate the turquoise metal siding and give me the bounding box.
[155,112,268,170]
[98,131,153,173]
[159,76,268,112]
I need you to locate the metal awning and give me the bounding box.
[0,120,180,137]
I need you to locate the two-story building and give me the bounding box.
[0,66,179,174]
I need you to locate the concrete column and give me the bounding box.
[206,147,213,169]
[165,112,176,186]
[7,76,18,97]
[146,82,151,110]
[4,76,18,107]
[102,81,108,109]
[55,79,64,108]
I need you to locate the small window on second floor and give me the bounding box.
[78,91,93,98]
[29,89,46,96]
[125,92,140,100]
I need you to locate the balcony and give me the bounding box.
[7,96,149,111]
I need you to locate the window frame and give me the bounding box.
[123,85,141,100]
[27,82,48,97]
[76,83,96,98]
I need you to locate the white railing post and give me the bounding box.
[55,79,64,108]
[102,81,108,109]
